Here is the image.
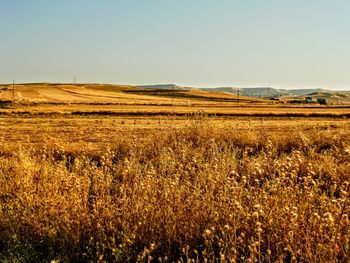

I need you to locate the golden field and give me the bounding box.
[0,84,350,262]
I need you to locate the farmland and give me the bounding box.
[0,84,350,262]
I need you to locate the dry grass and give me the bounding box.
[2,101,350,118]
[0,116,350,262]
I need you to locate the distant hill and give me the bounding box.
[137,85,289,98]
[285,88,327,97]
[133,84,350,104]
[134,84,350,100]
[201,87,283,97]
[136,85,283,98]
[289,90,350,104]
[200,87,350,100]
[4,82,349,104]
[0,83,264,104]
[135,84,190,90]
[201,87,334,98]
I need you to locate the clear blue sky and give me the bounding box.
[1,0,350,89]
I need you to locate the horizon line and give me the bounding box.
[1,81,350,91]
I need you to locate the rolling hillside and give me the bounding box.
[2,83,349,105]
[284,90,350,104]
[200,86,350,101]
[0,83,263,104]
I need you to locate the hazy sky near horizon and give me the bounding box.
[1,0,350,89]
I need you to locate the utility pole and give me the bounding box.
[12,80,15,99]
[336,92,339,104]
[237,90,240,102]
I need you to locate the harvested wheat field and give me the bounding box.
[0,84,349,262]
[5,0,350,261]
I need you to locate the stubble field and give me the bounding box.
[0,84,350,262]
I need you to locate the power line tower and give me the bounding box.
[237,89,240,102]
